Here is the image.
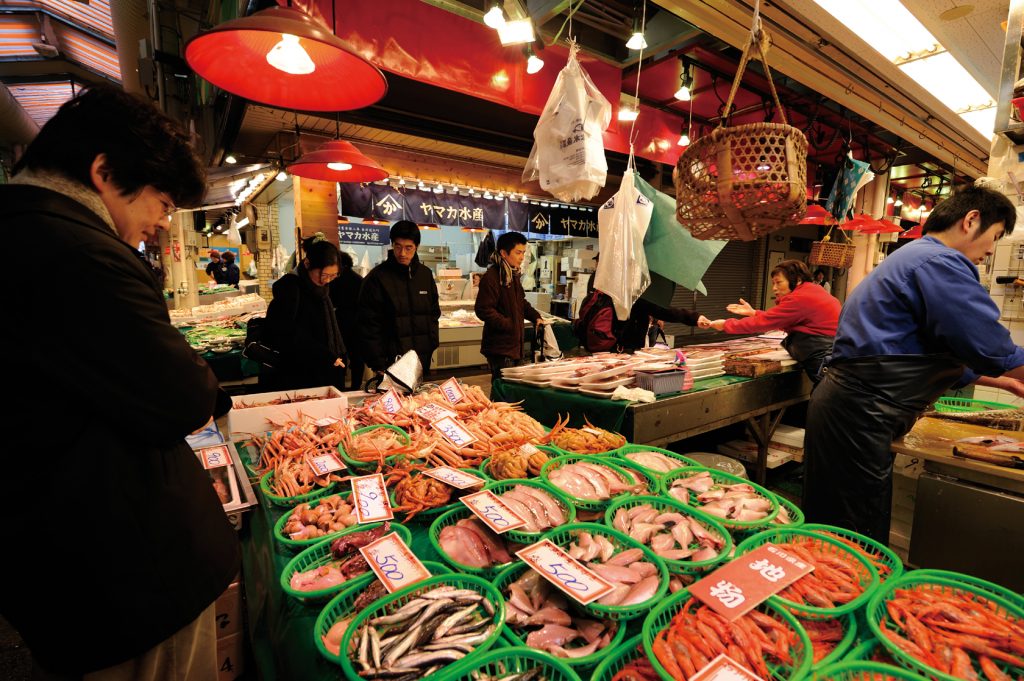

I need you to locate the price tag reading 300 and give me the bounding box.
[517,539,615,605]
[351,474,394,524]
[423,466,485,489]
[358,532,432,593]
[460,490,526,533]
[433,416,478,449]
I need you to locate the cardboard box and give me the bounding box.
[227,386,346,436]
[216,632,244,681]
[215,582,242,637]
[893,453,924,480]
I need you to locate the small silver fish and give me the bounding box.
[432,603,479,640]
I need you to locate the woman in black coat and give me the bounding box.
[260,235,346,390]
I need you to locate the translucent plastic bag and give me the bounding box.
[523,43,612,202]
[594,162,654,320]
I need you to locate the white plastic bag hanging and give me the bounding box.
[523,43,612,202]
[594,155,654,320]
[226,215,243,246]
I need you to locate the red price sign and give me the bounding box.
[689,543,813,620]
[691,654,764,681]
[197,445,231,470]
[440,378,466,405]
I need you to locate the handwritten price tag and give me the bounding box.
[351,474,394,524]
[359,532,432,593]
[306,452,344,476]
[415,403,457,423]
[440,378,466,405]
[378,388,402,414]
[519,443,540,457]
[460,490,526,533]
[423,466,485,489]
[517,539,615,605]
[691,654,764,681]
[690,543,814,621]
[197,445,231,470]
[433,416,478,449]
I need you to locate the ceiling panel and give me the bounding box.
[7,80,77,126]
[2,0,115,39]
[52,22,119,80]
[0,15,39,59]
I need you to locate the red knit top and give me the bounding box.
[723,282,840,337]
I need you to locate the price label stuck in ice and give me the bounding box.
[690,543,814,620]
[351,473,394,524]
[306,452,344,477]
[440,378,466,405]
[197,445,231,470]
[359,532,432,593]
[690,654,764,681]
[460,490,526,533]
[433,416,477,449]
[378,388,402,414]
[517,539,615,605]
[423,466,485,489]
[415,402,457,423]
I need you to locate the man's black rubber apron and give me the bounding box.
[782,331,835,384]
[802,355,964,543]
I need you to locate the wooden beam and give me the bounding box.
[293,176,340,248]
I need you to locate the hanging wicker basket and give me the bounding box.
[674,8,807,241]
[809,239,856,269]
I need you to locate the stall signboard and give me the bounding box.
[516,203,598,238]
[338,223,390,245]
[689,543,813,620]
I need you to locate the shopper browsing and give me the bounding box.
[358,220,441,375]
[803,184,1024,542]
[329,251,366,389]
[1,84,238,680]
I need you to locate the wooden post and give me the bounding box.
[293,176,340,248]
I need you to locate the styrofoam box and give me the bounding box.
[227,386,347,437]
[216,632,244,681]
[215,582,242,637]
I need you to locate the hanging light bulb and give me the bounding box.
[677,131,690,146]
[483,2,506,29]
[674,60,693,101]
[887,195,895,204]
[398,178,406,186]
[626,31,647,50]
[526,45,545,75]
[276,170,289,181]
[433,184,444,193]
[894,195,903,207]
[225,154,237,164]
[266,33,316,75]
[327,162,353,171]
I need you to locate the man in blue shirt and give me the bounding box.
[804,184,1024,542]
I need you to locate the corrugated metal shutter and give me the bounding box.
[664,239,766,346]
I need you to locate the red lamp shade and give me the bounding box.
[287,139,388,182]
[860,218,903,234]
[799,204,836,225]
[839,213,876,230]
[184,6,387,111]
[901,223,923,239]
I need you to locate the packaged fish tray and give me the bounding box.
[314,560,453,664]
[440,646,582,681]
[604,495,733,575]
[481,478,577,544]
[259,470,338,508]
[338,574,506,681]
[429,507,520,579]
[800,524,903,585]
[659,466,781,531]
[590,634,656,681]
[337,424,411,471]
[539,522,670,622]
[540,455,650,511]
[642,586,813,681]
[614,445,699,480]
[802,612,858,671]
[273,491,356,552]
[866,573,1024,681]
[280,522,412,603]
[811,659,932,680]
[735,527,880,620]
[493,562,627,671]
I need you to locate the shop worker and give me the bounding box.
[699,259,840,383]
[476,231,545,378]
[804,184,1024,543]
[221,250,240,288]
[205,248,224,282]
[1,85,238,679]
[358,220,441,376]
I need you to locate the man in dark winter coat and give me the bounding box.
[330,251,366,389]
[1,85,239,679]
[358,220,441,375]
[476,231,544,379]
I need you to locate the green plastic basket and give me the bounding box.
[866,572,1024,681]
[481,478,577,543]
[337,424,411,470]
[259,470,337,508]
[603,495,732,574]
[337,574,506,681]
[479,444,558,480]
[735,527,879,620]
[390,468,488,522]
[540,522,669,621]
[280,522,412,602]
[607,457,658,495]
[614,444,700,480]
[590,635,656,681]
[910,568,1023,611]
[660,466,781,531]
[272,491,356,552]
[809,660,930,680]
[313,560,452,664]
[933,396,1014,413]
[804,613,858,671]
[800,524,903,584]
[540,455,646,511]
[492,562,627,671]
[773,495,806,528]
[642,587,813,681]
[439,646,582,681]
[428,506,518,578]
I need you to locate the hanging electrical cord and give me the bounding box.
[548,0,584,46]
[627,0,647,148]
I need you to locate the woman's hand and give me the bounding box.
[726,298,756,317]
[334,358,346,368]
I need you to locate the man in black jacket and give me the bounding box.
[330,251,366,389]
[358,220,441,376]
[1,85,238,679]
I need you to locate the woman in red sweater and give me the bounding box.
[698,260,840,382]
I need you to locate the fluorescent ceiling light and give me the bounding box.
[959,107,998,138]
[497,19,534,45]
[813,0,937,62]
[235,216,250,228]
[625,32,647,51]
[898,53,993,112]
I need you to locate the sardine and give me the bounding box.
[420,641,478,653]
[370,597,430,625]
[358,667,420,678]
[409,598,455,630]
[400,649,467,668]
[381,623,422,665]
[369,626,382,668]
[432,603,479,640]
[422,588,479,600]
[447,618,491,636]
[357,625,371,671]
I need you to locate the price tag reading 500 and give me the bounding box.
[358,532,431,593]
[460,490,526,533]
[517,539,615,605]
[351,474,394,524]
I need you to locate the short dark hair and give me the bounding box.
[302,236,341,270]
[14,83,205,207]
[222,252,235,264]
[497,231,528,254]
[770,259,812,291]
[338,251,354,270]
[390,220,421,245]
[923,184,1016,237]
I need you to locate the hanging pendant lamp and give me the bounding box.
[184,5,387,111]
[288,139,388,182]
